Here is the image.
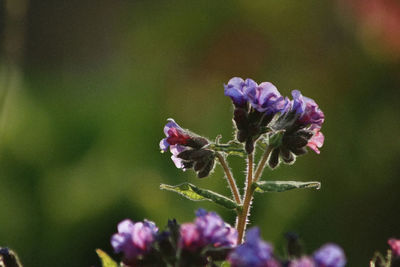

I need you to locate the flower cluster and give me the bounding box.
[110,209,237,266]
[180,209,237,251]
[160,119,216,178]
[228,228,345,267]
[224,77,325,167]
[228,227,279,267]
[224,77,288,153]
[111,219,158,266]
[266,89,325,168]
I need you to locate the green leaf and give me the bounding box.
[253,181,321,193]
[96,249,118,267]
[220,261,231,267]
[160,183,239,210]
[209,141,246,157]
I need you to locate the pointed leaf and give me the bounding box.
[253,181,321,193]
[96,249,118,267]
[221,261,231,267]
[160,183,239,210]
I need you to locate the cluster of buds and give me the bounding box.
[110,210,346,267]
[160,119,216,178]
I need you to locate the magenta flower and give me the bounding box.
[313,243,346,267]
[111,219,158,264]
[228,227,279,267]
[159,119,192,152]
[388,238,400,257]
[179,209,237,251]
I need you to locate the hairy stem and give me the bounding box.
[215,152,242,205]
[253,145,273,183]
[236,153,254,244]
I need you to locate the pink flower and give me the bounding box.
[307,130,325,154]
[388,238,400,257]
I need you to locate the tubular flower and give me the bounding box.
[224,77,287,153]
[160,119,215,178]
[268,90,325,168]
[388,238,400,257]
[228,227,280,267]
[313,243,346,267]
[111,219,158,265]
[289,257,316,267]
[179,209,237,251]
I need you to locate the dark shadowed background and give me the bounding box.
[0,0,399,266]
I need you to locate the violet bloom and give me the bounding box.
[291,90,324,129]
[313,243,346,267]
[224,77,288,153]
[179,209,237,251]
[245,81,287,114]
[224,77,253,107]
[111,219,158,264]
[228,227,279,267]
[388,238,400,257]
[289,257,316,267]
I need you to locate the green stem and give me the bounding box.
[215,152,242,205]
[236,153,254,244]
[253,145,273,183]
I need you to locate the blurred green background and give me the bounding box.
[1,0,399,266]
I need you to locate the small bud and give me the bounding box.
[268,148,280,169]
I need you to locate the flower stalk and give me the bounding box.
[236,153,255,244]
[215,152,242,205]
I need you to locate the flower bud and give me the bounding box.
[160,119,216,178]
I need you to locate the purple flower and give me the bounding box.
[228,227,279,267]
[224,77,253,107]
[291,90,324,129]
[159,119,191,152]
[179,209,237,251]
[313,243,346,267]
[388,238,400,257]
[289,257,316,267]
[111,219,158,264]
[245,81,288,114]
